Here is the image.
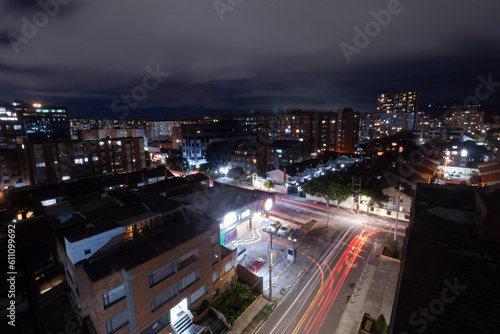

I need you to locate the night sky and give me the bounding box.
[1,1,500,119]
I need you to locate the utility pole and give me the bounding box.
[268,232,273,301]
[394,184,403,240]
[351,177,354,213]
[352,178,362,214]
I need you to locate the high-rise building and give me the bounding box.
[335,107,360,154]
[10,101,71,141]
[376,90,419,114]
[0,104,32,188]
[362,91,420,139]
[444,105,485,137]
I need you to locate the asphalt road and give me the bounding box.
[256,225,384,334]
[243,195,404,334]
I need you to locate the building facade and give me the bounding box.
[52,189,237,334]
[9,101,71,141]
[0,105,32,188]
[27,137,146,184]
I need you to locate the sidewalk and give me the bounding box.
[334,243,400,334]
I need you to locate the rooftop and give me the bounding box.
[83,208,218,282]
[389,183,500,333]
[173,182,273,219]
[52,189,179,243]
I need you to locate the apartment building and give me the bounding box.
[444,105,485,137]
[26,137,146,183]
[52,189,236,334]
[376,90,419,115]
[334,107,360,154]
[3,101,71,141]
[182,121,241,166]
[361,91,420,139]
[0,105,32,188]
[426,127,465,142]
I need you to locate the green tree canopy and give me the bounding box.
[263,180,274,192]
[361,187,390,207]
[302,173,354,208]
[302,173,355,226]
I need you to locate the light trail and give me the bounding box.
[289,230,380,334]
[235,226,264,246]
[267,225,360,334]
[301,233,365,334]
[287,226,360,334]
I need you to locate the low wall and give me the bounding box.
[359,204,410,221]
[231,294,264,329]
[237,264,264,294]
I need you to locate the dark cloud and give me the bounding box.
[0,0,499,118]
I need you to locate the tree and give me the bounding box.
[302,172,354,226]
[263,180,274,192]
[361,187,390,213]
[376,314,388,334]
[469,171,481,186]
[331,177,355,209]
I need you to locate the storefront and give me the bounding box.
[219,196,274,245]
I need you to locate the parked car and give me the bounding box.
[248,258,266,273]
[236,246,247,263]
[266,221,282,234]
[460,180,467,185]
[288,229,304,242]
[278,224,292,237]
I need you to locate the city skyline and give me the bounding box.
[1,1,500,119]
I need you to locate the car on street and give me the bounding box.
[288,229,304,242]
[248,258,266,273]
[266,221,282,234]
[460,180,467,185]
[278,224,292,237]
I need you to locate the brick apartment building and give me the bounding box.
[26,137,146,184]
[50,189,236,334]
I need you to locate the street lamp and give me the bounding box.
[220,166,229,177]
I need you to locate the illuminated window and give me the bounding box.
[178,249,198,270]
[149,262,176,288]
[124,225,133,242]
